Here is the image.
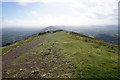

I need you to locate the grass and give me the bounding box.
[33,31,119,78]
[0,48,2,56]
[12,55,25,64]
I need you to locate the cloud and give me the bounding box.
[30,11,39,17]
[2,0,118,27]
[3,13,117,27]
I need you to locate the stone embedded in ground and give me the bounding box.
[20,69,23,72]
[30,67,33,70]
[31,71,37,74]
[6,72,9,75]
[34,62,36,64]
[41,74,46,77]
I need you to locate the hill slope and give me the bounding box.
[2,31,119,78]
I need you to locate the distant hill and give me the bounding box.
[40,26,60,32]
[2,30,119,78]
[41,25,119,45]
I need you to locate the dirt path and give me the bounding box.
[2,34,52,66]
[2,32,77,78]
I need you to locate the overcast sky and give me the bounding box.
[2,0,118,28]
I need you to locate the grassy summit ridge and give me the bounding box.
[3,30,119,78]
[38,31,118,78]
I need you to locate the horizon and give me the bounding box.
[2,0,118,28]
[2,25,118,29]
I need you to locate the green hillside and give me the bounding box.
[2,31,119,78]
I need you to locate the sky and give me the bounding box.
[1,0,119,28]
